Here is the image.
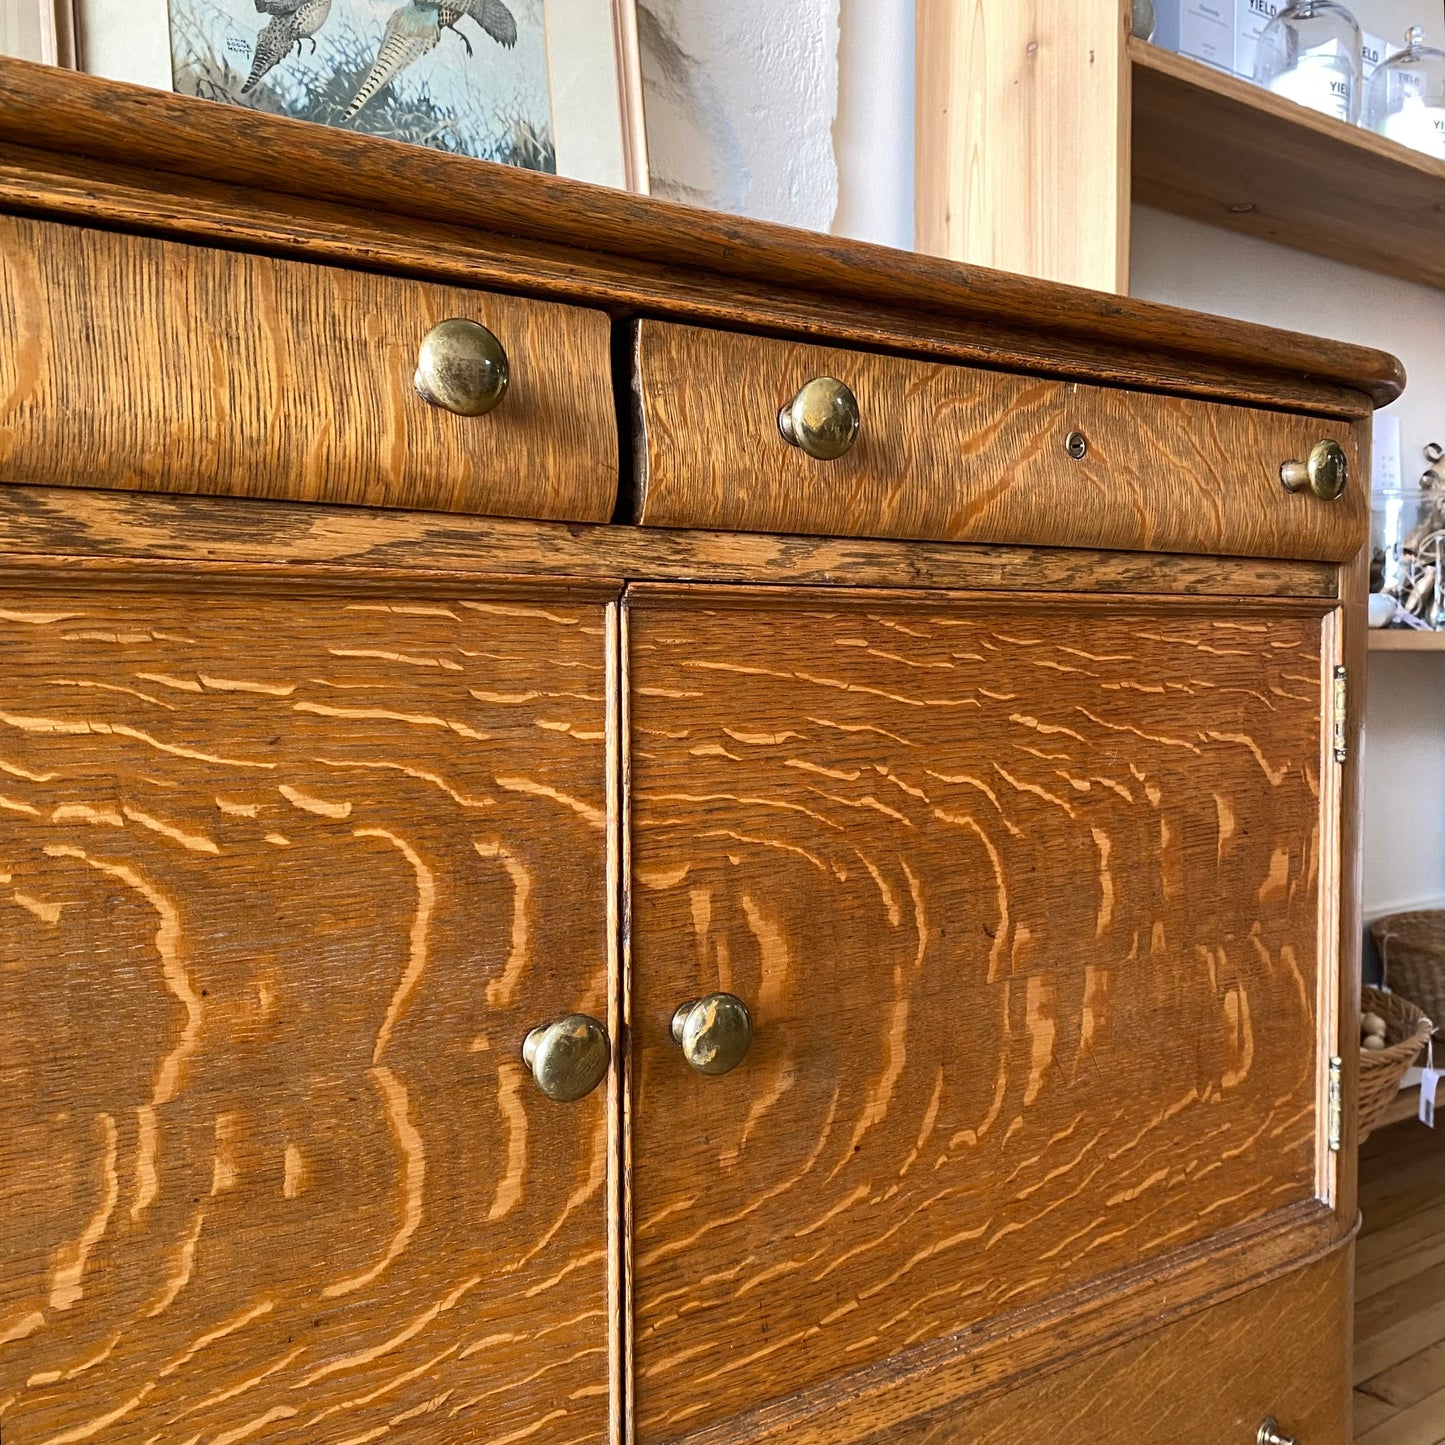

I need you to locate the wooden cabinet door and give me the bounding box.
[626,585,1341,1445]
[0,576,619,1445]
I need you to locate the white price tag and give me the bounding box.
[1422,1066,1442,1128]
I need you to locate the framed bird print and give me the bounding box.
[75,0,648,190]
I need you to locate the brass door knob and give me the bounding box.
[671,993,752,1076]
[778,377,861,460]
[414,318,510,416]
[522,1014,610,1102]
[1280,439,1347,500]
[1258,1419,1297,1445]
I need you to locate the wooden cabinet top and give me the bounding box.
[0,57,1403,414]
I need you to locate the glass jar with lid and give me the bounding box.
[1254,0,1363,123]
[1363,28,1445,158]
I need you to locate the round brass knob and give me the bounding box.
[414,318,509,417]
[1257,1419,1297,1445]
[778,377,861,461]
[522,1014,610,1102]
[1280,439,1347,501]
[671,993,752,1076]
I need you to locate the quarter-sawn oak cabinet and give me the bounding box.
[0,56,1401,1445]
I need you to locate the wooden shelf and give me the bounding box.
[1368,630,1445,651]
[1130,39,1445,290]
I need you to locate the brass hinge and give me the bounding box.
[1328,1055,1343,1152]
[1332,665,1348,764]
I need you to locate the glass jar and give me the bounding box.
[1255,0,1363,123]
[1131,0,1156,42]
[1363,28,1445,158]
[1370,488,1445,630]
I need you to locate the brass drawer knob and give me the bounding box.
[522,1014,610,1102]
[1280,439,1347,501]
[1258,1419,1297,1445]
[415,317,510,417]
[778,376,861,460]
[671,993,752,1076]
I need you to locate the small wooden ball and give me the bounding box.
[1362,1012,1388,1038]
[1363,1033,1388,1052]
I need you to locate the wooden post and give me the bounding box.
[915,0,1133,295]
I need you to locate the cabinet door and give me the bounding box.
[626,586,1338,1444]
[0,578,618,1445]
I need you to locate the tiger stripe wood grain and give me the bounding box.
[867,1248,1351,1445]
[0,215,617,520]
[631,321,1366,564]
[0,580,618,1445]
[626,587,1333,1443]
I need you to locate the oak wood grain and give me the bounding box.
[0,485,1341,599]
[0,579,618,1445]
[626,587,1333,1442]
[632,321,1368,563]
[0,57,1404,410]
[0,141,1377,427]
[867,1247,1351,1445]
[0,214,617,520]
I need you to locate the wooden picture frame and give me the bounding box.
[75,0,648,192]
[0,0,75,67]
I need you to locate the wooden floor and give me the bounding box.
[1356,1118,1445,1442]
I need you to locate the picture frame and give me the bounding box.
[75,0,648,191]
[0,0,76,67]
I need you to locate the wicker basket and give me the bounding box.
[1372,911,1445,1037]
[1359,986,1435,1141]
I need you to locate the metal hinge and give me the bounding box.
[1332,665,1348,764]
[1328,1055,1343,1152]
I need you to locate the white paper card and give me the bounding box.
[1422,1066,1442,1127]
[1373,414,1402,492]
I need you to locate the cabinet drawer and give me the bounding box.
[881,1249,1350,1445]
[0,214,618,519]
[0,579,617,1445]
[627,585,1336,1443]
[630,320,1366,563]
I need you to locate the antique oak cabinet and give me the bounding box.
[0,56,1402,1445]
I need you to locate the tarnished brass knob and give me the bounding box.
[1280,439,1348,501]
[1258,1419,1297,1445]
[522,1014,610,1102]
[415,318,509,417]
[671,993,752,1076]
[778,377,861,461]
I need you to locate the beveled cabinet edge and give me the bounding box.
[0,487,1340,600]
[666,1203,1352,1445]
[0,57,1402,412]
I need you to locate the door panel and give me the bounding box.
[627,588,1331,1443]
[0,581,616,1445]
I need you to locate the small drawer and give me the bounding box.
[885,1250,1350,1445]
[630,320,1367,562]
[0,214,617,519]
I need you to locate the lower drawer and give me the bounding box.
[877,1248,1351,1445]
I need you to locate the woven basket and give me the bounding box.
[1359,986,1435,1141]
[1372,911,1445,1037]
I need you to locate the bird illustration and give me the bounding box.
[242,0,332,93]
[344,0,516,119]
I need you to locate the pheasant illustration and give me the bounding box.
[242,0,332,93]
[344,0,516,119]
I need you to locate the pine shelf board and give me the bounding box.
[1130,39,1445,290]
[1369,630,1445,651]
